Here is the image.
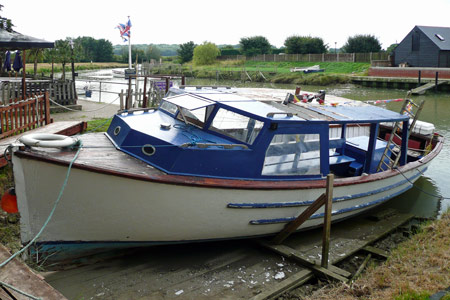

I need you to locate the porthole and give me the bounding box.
[142,144,156,156]
[114,126,121,136]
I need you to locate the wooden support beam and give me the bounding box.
[351,254,372,282]
[272,193,326,244]
[321,174,334,268]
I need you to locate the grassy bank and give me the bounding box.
[24,62,128,76]
[150,60,369,85]
[304,212,450,300]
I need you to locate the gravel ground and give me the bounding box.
[50,99,120,122]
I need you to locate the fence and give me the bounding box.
[0,80,77,106]
[218,52,389,63]
[0,92,51,139]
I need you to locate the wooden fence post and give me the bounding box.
[321,174,334,268]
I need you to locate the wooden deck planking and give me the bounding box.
[0,245,66,300]
[43,210,413,300]
[0,121,87,167]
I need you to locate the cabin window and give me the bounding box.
[209,108,264,144]
[262,133,321,176]
[159,100,178,115]
[176,107,207,128]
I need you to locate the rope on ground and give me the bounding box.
[395,167,450,200]
[49,95,120,112]
[0,280,42,300]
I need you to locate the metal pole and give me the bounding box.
[418,70,421,85]
[435,72,439,91]
[99,81,102,102]
[22,50,27,99]
[142,76,148,108]
[321,174,334,268]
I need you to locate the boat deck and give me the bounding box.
[0,121,86,167]
[43,209,413,300]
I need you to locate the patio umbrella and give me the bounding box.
[3,50,11,72]
[13,51,22,72]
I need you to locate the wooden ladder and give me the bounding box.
[377,98,425,172]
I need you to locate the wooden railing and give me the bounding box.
[0,92,51,140]
[0,80,77,106]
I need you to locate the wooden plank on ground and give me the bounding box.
[0,121,87,167]
[362,245,390,259]
[0,245,67,300]
[259,241,348,282]
[249,269,313,300]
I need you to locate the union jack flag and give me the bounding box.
[116,18,131,42]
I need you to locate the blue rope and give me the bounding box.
[0,141,83,268]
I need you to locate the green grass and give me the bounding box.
[86,118,112,133]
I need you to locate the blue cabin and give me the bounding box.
[106,91,410,180]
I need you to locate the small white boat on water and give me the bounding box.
[8,87,443,261]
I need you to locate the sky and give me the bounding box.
[3,0,450,50]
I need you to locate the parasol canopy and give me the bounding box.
[2,50,11,72]
[12,50,22,72]
[0,29,54,50]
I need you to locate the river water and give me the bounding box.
[75,69,450,219]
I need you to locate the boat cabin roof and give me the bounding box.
[164,92,409,124]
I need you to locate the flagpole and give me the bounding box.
[128,16,132,70]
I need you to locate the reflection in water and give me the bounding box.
[378,176,441,219]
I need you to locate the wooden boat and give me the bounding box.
[9,88,443,260]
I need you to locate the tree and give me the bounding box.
[239,36,271,56]
[94,39,114,62]
[146,45,161,61]
[386,43,398,54]
[0,4,13,32]
[27,49,44,79]
[193,42,220,66]
[178,41,196,64]
[342,34,382,53]
[54,39,72,80]
[284,36,327,54]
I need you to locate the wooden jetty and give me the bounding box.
[411,80,450,95]
[0,245,66,300]
[43,209,413,300]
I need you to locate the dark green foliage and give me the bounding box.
[220,48,241,56]
[284,36,327,54]
[93,39,114,62]
[178,41,196,63]
[147,45,161,61]
[342,34,382,53]
[386,43,398,55]
[239,36,271,56]
[0,4,13,32]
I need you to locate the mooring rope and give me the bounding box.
[395,167,450,200]
[0,141,83,299]
[49,95,120,112]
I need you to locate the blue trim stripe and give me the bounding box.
[228,168,425,209]
[249,183,414,225]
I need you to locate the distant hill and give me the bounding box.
[113,44,180,56]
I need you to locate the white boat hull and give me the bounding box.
[12,154,429,244]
